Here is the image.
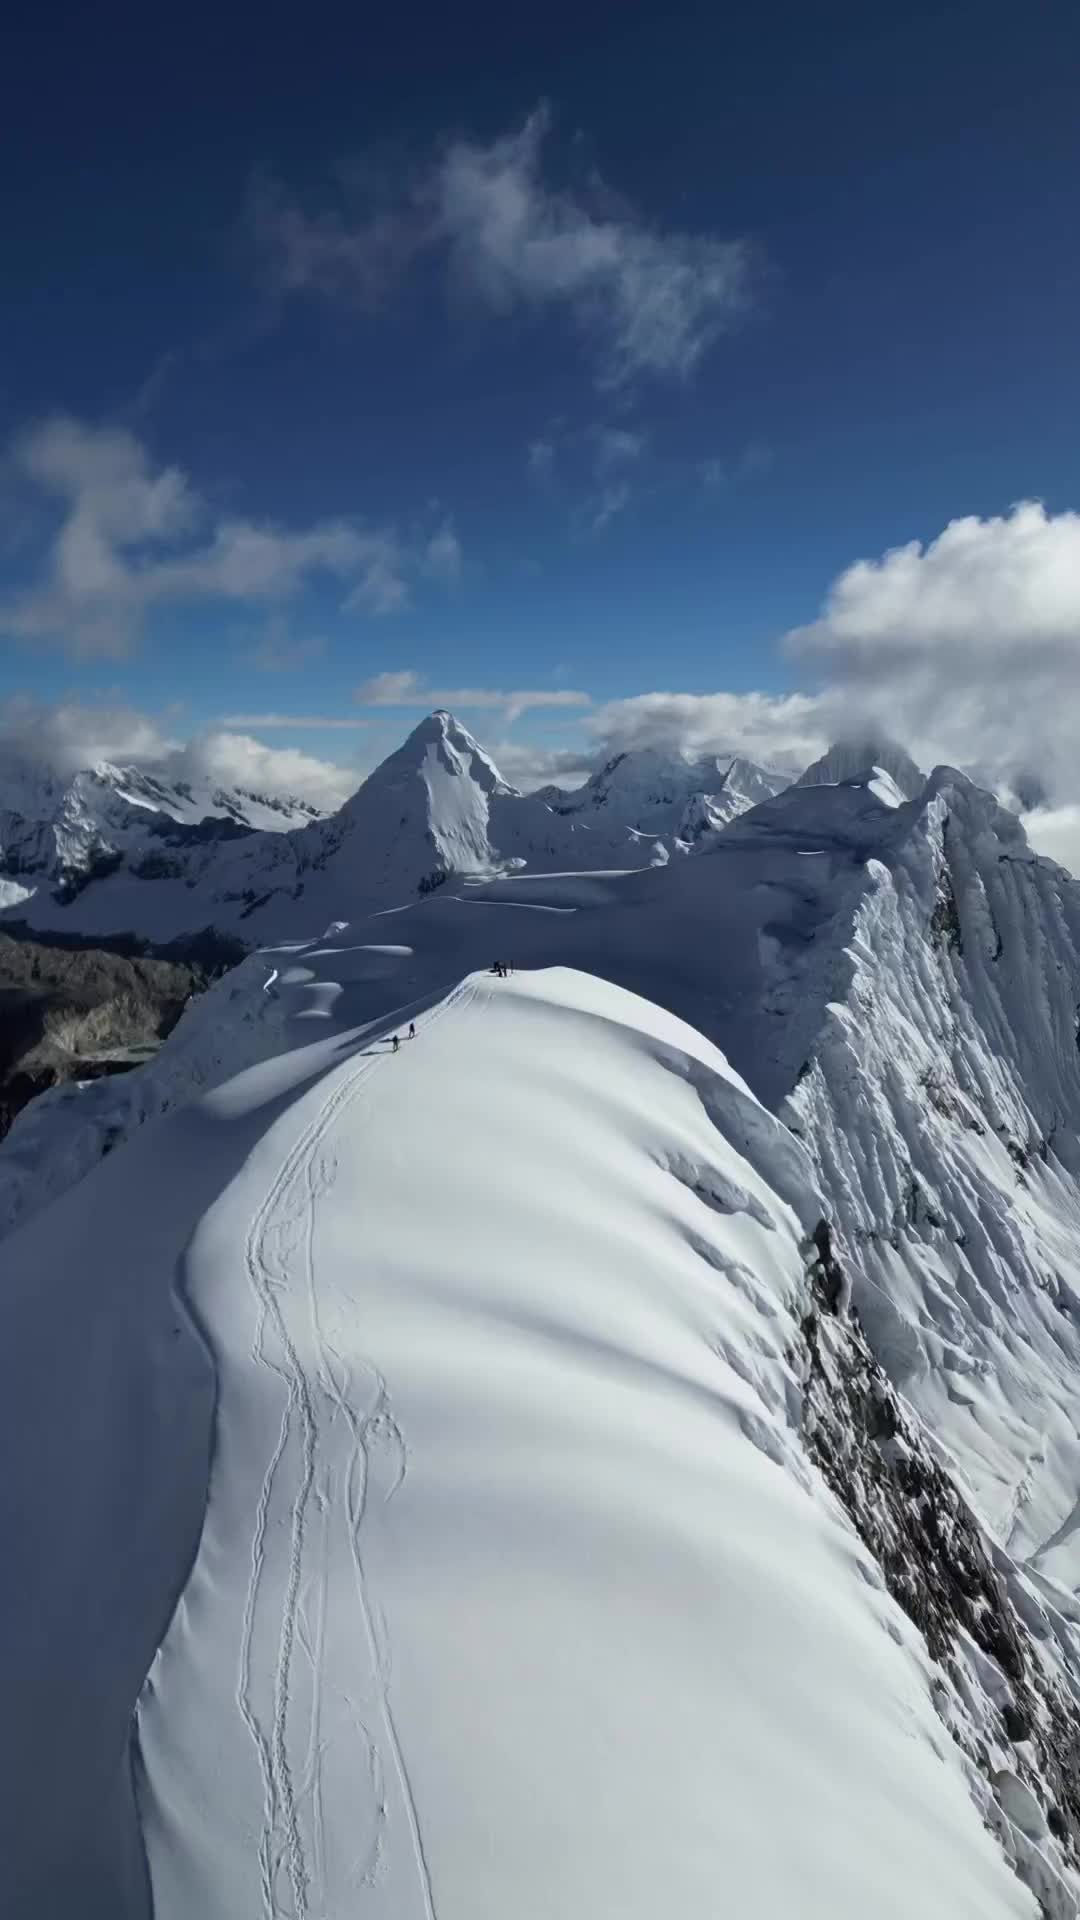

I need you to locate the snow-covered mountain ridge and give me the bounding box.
[10,734,1080,1912]
[1,958,1061,1918]
[0,757,322,904]
[534,742,787,839]
[0,714,788,940]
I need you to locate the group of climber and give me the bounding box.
[389,960,515,1052]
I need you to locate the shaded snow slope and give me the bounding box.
[782,774,1080,1570]
[1,961,1038,1918]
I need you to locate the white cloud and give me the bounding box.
[488,739,595,792]
[250,172,425,309]
[788,500,1080,668]
[245,624,327,672]
[784,500,1080,802]
[437,109,749,385]
[531,418,646,532]
[1021,806,1080,876]
[357,670,426,704]
[340,533,411,615]
[586,689,833,772]
[424,522,462,584]
[175,731,356,810]
[258,107,751,387]
[700,442,774,494]
[0,695,178,775]
[355,668,592,726]
[591,426,646,472]
[219,712,370,730]
[586,482,631,534]
[0,417,452,656]
[0,695,358,811]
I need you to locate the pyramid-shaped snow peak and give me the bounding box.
[346,710,513,809]
[332,710,513,885]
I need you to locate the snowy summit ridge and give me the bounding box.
[8,716,1080,1915]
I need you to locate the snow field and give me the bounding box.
[126,964,1032,1918]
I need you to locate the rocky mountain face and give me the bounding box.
[0,929,238,1142]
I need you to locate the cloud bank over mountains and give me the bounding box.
[5,477,1080,861]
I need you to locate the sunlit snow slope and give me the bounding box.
[1,960,1033,1919]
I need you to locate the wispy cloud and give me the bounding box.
[245,622,327,672]
[528,416,646,533]
[488,739,596,792]
[255,106,753,388]
[591,426,646,472]
[424,522,462,584]
[250,166,427,309]
[699,441,774,495]
[355,667,592,725]
[220,712,370,730]
[586,482,632,534]
[0,417,456,656]
[586,688,832,771]
[527,437,556,477]
[437,108,749,385]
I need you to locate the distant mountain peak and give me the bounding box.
[797,737,925,801]
[356,710,512,799]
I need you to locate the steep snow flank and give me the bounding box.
[0,960,1036,1917]
[323,709,515,890]
[782,774,1080,1570]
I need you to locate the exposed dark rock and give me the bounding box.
[930,865,963,955]
[800,1232,1080,1874]
[0,929,233,1141]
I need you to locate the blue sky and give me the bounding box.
[3,0,1080,803]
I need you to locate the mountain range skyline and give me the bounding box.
[4,4,1080,853]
